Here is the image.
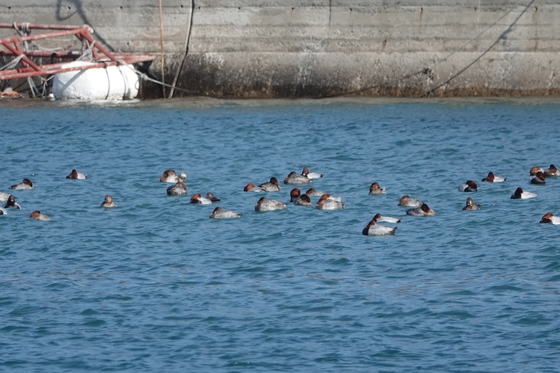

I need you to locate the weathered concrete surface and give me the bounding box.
[1,0,559,98]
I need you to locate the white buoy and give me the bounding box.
[52,61,139,100]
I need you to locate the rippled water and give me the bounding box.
[1,97,560,372]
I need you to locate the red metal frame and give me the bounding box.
[0,23,154,81]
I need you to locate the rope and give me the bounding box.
[316,0,531,99]
[427,0,526,72]
[158,0,166,97]
[111,62,200,96]
[13,22,30,52]
[27,76,38,98]
[0,55,25,71]
[77,40,96,61]
[425,0,534,96]
[12,22,74,53]
[41,75,54,97]
[135,70,197,94]
[169,0,195,99]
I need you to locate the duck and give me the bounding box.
[290,188,302,203]
[398,195,423,207]
[482,172,506,182]
[10,178,33,190]
[206,192,220,202]
[190,193,213,204]
[284,171,312,185]
[0,207,7,215]
[545,164,559,177]
[244,183,265,192]
[458,180,478,192]
[3,195,21,209]
[530,166,544,176]
[371,213,401,223]
[406,203,435,216]
[291,188,320,204]
[160,170,186,183]
[294,194,312,206]
[301,167,323,179]
[66,169,87,179]
[362,219,397,236]
[462,197,481,210]
[320,193,343,202]
[258,177,281,192]
[210,207,241,219]
[101,195,117,208]
[540,213,560,225]
[510,187,537,199]
[167,181,187,195]
[530,171,546,184]
[316,194,345,210]
[255,197,286,212]
[304,188,324,197]
[368,182,386,194]
[30,211,51,221]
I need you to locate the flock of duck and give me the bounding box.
[2,165,560,232]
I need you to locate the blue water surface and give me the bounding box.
[1,97,560,372]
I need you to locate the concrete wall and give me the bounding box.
[1,0,559,98]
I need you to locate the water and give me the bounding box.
[1,97,560,372]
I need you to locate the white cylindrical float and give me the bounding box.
[52,61,139,100]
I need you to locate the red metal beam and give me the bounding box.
[0,27,93,44]
[0,24,155,81]
[1,40,42,71]
[0,59,152,81]
[0,23,83,30]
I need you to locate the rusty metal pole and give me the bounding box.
[158,0,166,98]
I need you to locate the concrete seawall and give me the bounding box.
[1,0,559,98]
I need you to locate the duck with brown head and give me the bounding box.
[368,182,386,194]
[66,169,87,179]
[398,195,423,207]
[30,211,51,221]
[406,203,435,216]
[482,172,506,182]
[210,207,241,219]
[545,164,559,177]
[255,197,286,212]
[304,188,324,197]
[462,197,481,210]
[244,183,264,192]
[284,171,312,185]
[316,194,345,210]
[160,170,187,183]
[362,218,397,236]
[167,181,187,195]
[258,177,281,192]
[510,187,537,199]
[301,167,323,179]
[530,166,544,176]
[530,172,546,184]
[101,195,117,208]
[10,178,33,190]
[540,212,560,224]
[459,180,478,192]
[3,195,21,209]
[190,193,213,204]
